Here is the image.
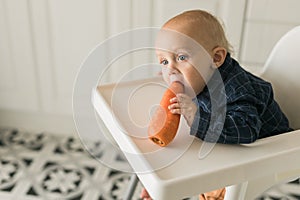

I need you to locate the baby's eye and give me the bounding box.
[178,55,187,61]
[160,59,169,65]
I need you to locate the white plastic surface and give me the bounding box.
[261,26,300,130]
[93,77,300,200]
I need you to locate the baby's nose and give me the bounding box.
[167,66,179,75]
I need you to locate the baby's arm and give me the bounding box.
[168,93,197,127]
[169,92,262,144]
[191,94,262,144]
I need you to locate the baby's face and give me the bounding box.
[155,28,215,96]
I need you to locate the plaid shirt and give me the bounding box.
[191,53,292,144]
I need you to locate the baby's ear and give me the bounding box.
[212,47,227,68]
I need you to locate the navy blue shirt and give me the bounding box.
[190,53,292,144]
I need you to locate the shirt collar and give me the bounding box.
[217,53,233,81]
[205,53,232,90]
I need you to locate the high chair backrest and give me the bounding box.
[261,26,300,130]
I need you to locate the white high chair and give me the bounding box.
[224,25,300,200]
[93,26,300,200]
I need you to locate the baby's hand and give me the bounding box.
[168,93,197,127]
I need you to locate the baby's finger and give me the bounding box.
[168,103,180,110]
[175,101,192,110]
[170,108,181,114]
[169,97,178,103]
[176,93,189,101]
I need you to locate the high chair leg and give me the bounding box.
[123,174,139,200]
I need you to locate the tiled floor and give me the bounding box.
[0,128,299,200]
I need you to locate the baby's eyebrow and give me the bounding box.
[174,48,192,54]
[156,48,192,56]
[156,50,171,57]
[156,51,164,56]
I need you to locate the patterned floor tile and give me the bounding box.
[0,128,299,200]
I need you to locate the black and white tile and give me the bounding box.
[0,128,299,200]
[0,128,143,200]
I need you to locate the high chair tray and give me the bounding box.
[92,77,300,200]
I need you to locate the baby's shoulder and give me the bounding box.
[225,68,273,101]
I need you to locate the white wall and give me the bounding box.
[240,0,300,71]
[0,0,299,135]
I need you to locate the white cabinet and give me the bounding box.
[0,0,246,134]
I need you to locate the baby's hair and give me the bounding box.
[165,10,233,54]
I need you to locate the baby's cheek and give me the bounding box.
[186,75,205,95]
[162,72,170,85]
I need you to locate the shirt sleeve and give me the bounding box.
[190,92,263,144]
[219,96,262,143]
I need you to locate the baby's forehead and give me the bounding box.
[162,18,213,50]
[155,29,207,54]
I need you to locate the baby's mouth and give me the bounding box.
[169,74,186,94]
[169,74,184,85]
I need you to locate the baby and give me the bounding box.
[142,9,292,200]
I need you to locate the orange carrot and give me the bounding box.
[148,81,184,146]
